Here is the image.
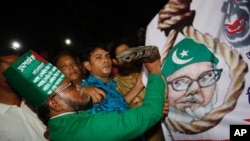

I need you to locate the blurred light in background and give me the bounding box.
[65,38,71,46]
[11,41,21,51]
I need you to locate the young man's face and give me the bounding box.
[85,48,112,79]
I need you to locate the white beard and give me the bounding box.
[168,102,213,123]
[168,88,218,123]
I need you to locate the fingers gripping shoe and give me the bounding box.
[116,45,160,63]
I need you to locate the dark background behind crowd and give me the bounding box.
[1,0,167,61]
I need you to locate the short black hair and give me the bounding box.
[80,42,109,62]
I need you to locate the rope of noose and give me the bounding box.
[162,26,248,134]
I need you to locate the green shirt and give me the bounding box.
[48,74,166,141]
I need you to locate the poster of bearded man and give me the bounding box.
[142,0,250,140]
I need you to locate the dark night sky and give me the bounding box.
[1,0,166,54]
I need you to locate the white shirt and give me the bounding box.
[0,101,47,141]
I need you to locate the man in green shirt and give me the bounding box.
[3,49,167,141]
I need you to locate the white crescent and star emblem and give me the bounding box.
[172,49,193,64]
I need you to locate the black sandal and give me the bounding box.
[116,45,160,63]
